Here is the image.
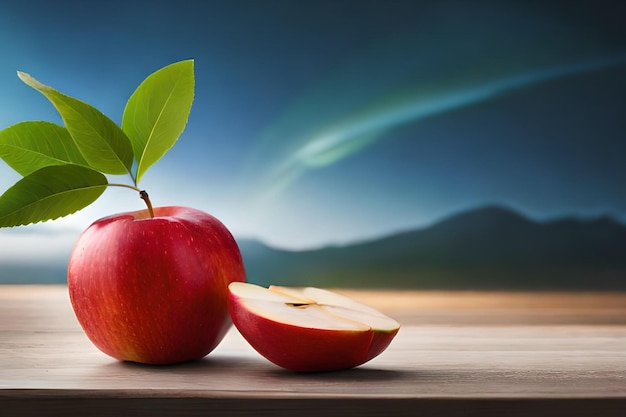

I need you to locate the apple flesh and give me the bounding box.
[68,206,246,365]
[228,282,400,372]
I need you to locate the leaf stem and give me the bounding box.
[108,183,142,192]
[108,183,155,218]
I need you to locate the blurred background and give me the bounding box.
[1,0,625,289]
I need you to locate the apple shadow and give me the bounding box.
[92,356,444,387]
[89,355,260,379]
[258,365,426,383]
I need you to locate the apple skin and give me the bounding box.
[68,206,246,365]
[228,286,399,372]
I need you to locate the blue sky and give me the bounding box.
[1,0,626,259]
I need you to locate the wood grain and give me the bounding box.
[1,285,625,416]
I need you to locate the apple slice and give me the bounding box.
[227,282,400,372]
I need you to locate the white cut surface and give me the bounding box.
[231,283,400,332]
[240,299,372,331]
[229,282,310,303]
[320,305,400,332]
[272,286,396,318]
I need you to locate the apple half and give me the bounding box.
[227,282,400,372]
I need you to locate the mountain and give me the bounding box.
[2,205,626,289]
[239,205,626,290]
[0,262,67,285]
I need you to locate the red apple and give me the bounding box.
[228,282,400,372]
[68,206,246,365]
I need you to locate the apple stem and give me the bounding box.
[139,190,155,218]
[107,183,155,218]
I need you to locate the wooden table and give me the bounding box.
[1,286,625,416]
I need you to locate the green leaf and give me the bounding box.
[0,165,108,227]
[0,121,90,176]
[17,71,134,176]
[122,59,194,184]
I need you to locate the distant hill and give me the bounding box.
[0,263,67,285]
[2,205,626,289]
[239,205,626,290]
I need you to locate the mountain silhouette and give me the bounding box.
[239,205,626,290]
[2,205,625,289]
